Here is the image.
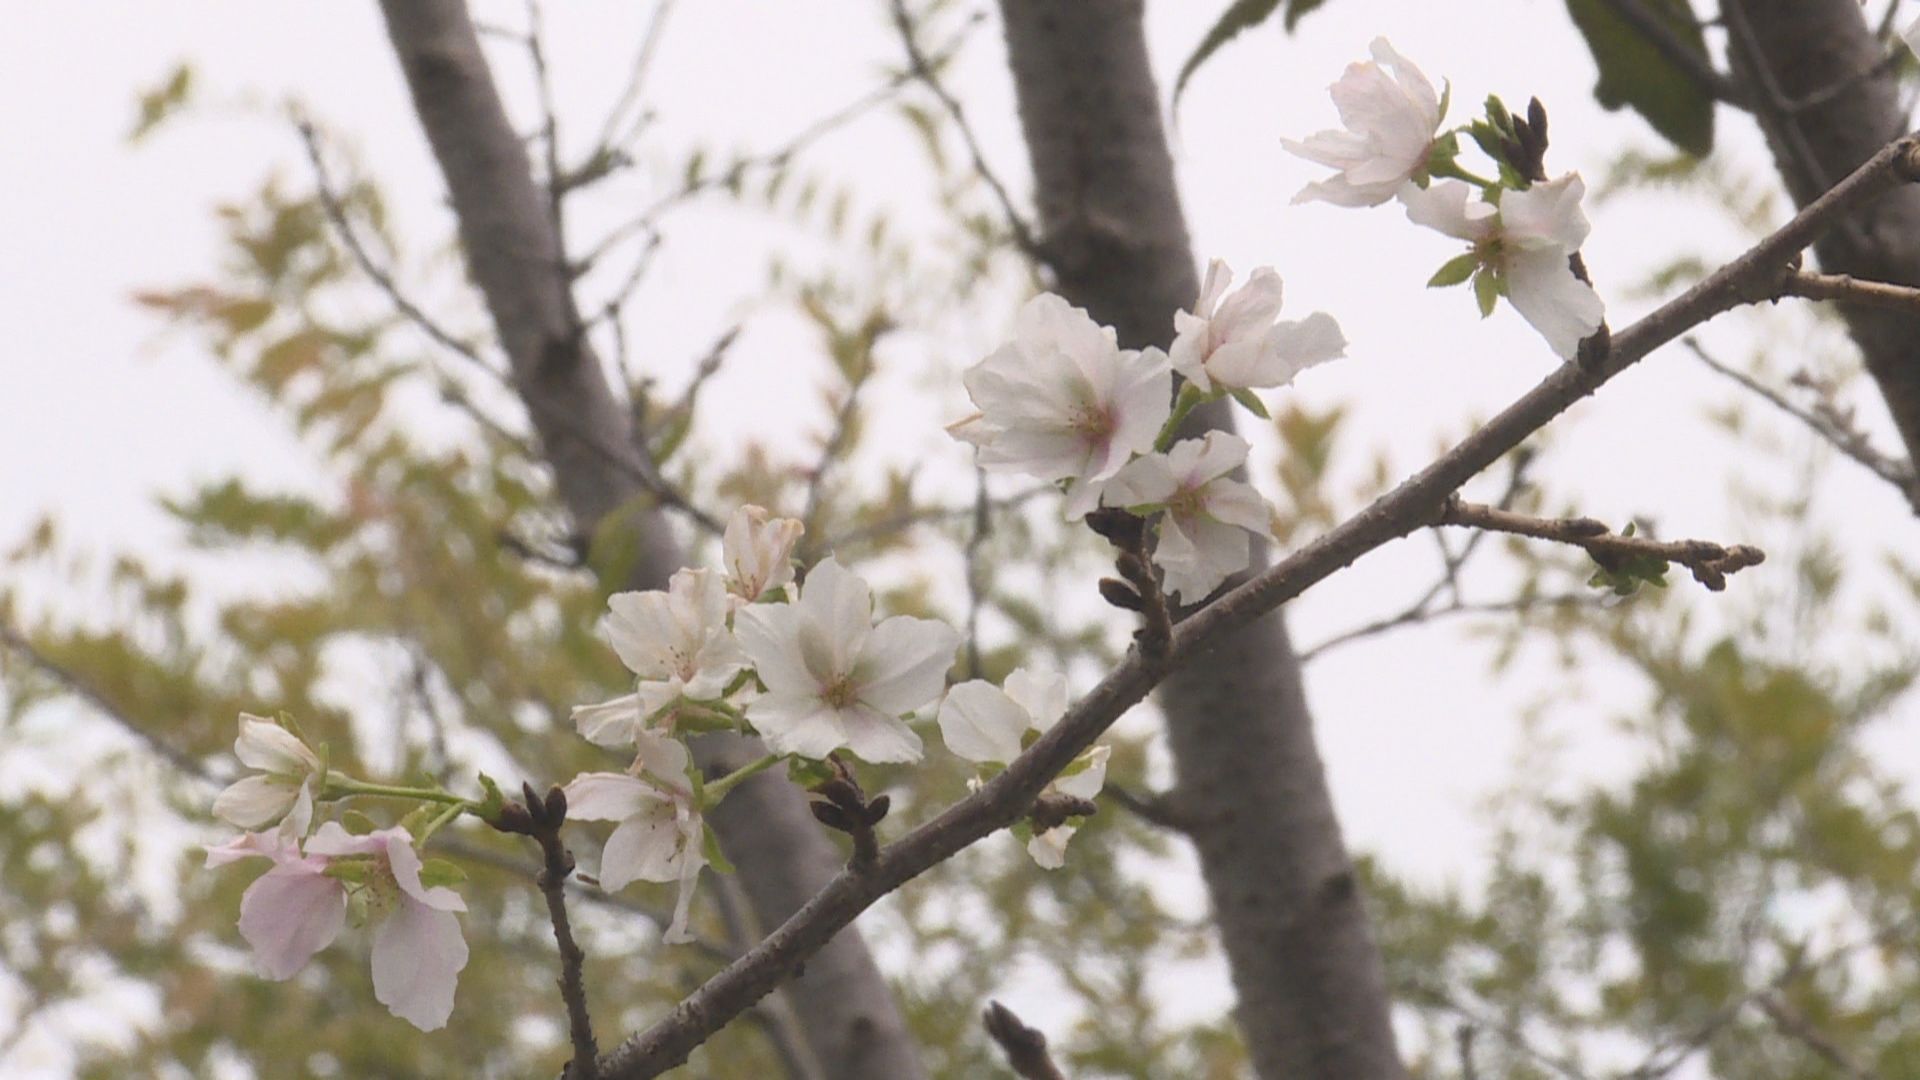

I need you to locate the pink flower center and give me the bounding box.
[1067,402,1117,448]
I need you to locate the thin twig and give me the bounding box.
[1436,497,1765,591]
[492,783,599,1080]
[1777,267,1920,315]
[1103,784,1189,833]
[982,1001,1066,1080]
[887,0,1046,260]
[590,134,1920,1080]
[1756,992,1880,1079]
[1300,594,1598,663]
[0,622,217,782]
[590,0,678,155]
[962,468,989,678]
[1684,337,1920,506]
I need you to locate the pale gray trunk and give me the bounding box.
[1724,0,1920,467]
[376,4,927,1076]
[995,2,1405,1076]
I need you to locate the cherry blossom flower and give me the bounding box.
[936,668,1109,868]
[209,823,468,1031]
[1170,260,1346,396]
[572,568,746,752]
[213,714,321,832]
[734,557,960,763]
[1400,173,1605,359]
[1283,37,1443,208]
[1102,433,1272,603]
[950,293,1172,519]
[723,504,805,605]
[564,767,706,944]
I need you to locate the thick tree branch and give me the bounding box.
[591,118,1920,1080]
[1723,0,1920,466]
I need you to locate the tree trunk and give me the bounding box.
[995,2,1405,1076]
[1724,0,1920,471]
[376,4,927,1077]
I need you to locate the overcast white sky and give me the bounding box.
[4,1,1919,1073]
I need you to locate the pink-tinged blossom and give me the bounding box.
[572,568,746,751]
[209,823,468,1031]
[723,505,805,605]
[951,293,1172,519]
[936,668,1109,868]
[1283,37,1443,207]
[303,824,468,1031]
[213,714,321,832]
[734,557,960,763]
[1101,433,1272,603]
[1400,174,1605,359]
[564,769,706,944]
[1171,260,1346,395]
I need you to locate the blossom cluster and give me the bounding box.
[1285,37,1606,359]
[953,262,1340,603]
[202,34,1618,1039]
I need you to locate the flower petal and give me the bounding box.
[937,681,1029,764]
[599,802,685,890]
[564,772,663,823]
[214,775,300,830]
[238,858,344,980]
[371,896,468,1031]
[856,615,960,716]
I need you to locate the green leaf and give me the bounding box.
[1565,0,1715,156]
[1173,0,1330,106]
[1428,253,1480,288]
[1473,269,1501,318]
[417,858,468,890]
[1229,387,1272,419]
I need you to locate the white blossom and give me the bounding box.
[1170,260,1346,396]
[1283,37,1443,208]
[951,293,1172,519]
[723,504,804,605]
[1400,174,1605,359]
[213,714,320,833]
[564,769,706,944]
[1102,433,1272,603]
[572,568,746,751]
[734,557,960,763]
[936,668,1108,868]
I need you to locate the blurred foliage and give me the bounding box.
[6,4,1920,1079]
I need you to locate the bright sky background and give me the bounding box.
[4,1,1919,1074]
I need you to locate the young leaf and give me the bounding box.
[1428,253,1480,288]
[1473,269,1502,318]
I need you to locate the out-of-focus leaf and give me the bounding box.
[1565,0,1715,155]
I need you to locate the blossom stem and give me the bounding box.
[702,754,782,806]
[326,776,471,807]
[1155,384,1208,451]
[416,798,470,844]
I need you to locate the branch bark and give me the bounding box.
[994,3,1402,1075]
[374,4,926,1077]
[1722,0,1920,471]
[590,119,1920,1080]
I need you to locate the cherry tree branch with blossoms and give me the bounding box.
[188,33,1920,1078]
[591,126,1920,1080]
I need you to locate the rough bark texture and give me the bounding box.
[1724,0,1920,467]
[376,4,926,1077]
[995,3,1405,1077]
